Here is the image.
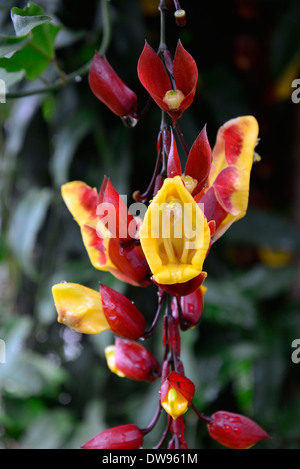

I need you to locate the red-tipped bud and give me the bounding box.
[100,284,145,339]
[207,411,269,449]
[89,51,137,119]
[160,371,195,420]
[106,338,160,382]
[82,424,143,449]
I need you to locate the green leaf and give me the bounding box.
[8,187,52,278]
[0,33,31,58]
[0,23,62,81]
[11,2,52,37]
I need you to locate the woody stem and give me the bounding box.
[158,0,168,53]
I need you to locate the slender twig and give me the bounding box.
[153,416,172,449]
[173,119,190,156]
[140,401,163,435]
[133,142,162,203]
[143,290,166,339]
[191,403,212,424]
[176,296,191,331]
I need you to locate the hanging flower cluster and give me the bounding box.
[52,0,268,450]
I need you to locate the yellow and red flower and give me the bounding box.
[138,40,198,121]
[52,282,146,340]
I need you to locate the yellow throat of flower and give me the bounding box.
[163,89,185,111]
[160,196,196,266]
[181,175,198,194]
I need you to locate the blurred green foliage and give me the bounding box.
[0,0,300,449]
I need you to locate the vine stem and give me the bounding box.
[140,401,162,435]
[173,119,190,156]
[6,0,111,99]
[191,403,212,424]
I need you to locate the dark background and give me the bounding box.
[0,0,300,449]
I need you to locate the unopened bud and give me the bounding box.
[174,9,186,27]
[100,284,145,340]
[105,338,160,382]
[207,411,269,449]
[82,424,143,449]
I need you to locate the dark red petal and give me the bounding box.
[198,186,228,229]
[82,424,143,449]
[173,41,198,96]
[208,411,269,449]
[89,51,137,117]
[152,272,207,296]
[100,284,145,339]
[115,338,160,382]
[173,40,198,115]
[108,239,151,287]
[97,176,109,205]
[185,125,212,193]
[167,129,182,178]
[101,179,137,242]
[137,42,171,108]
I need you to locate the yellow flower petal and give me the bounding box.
[52,282,110,334]
[161,388,189,420]
[140,176,211,285]
[104,345,125,377]
[61,181,98,228]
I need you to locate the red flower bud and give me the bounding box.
[160,371,195,420]
[89,51,137,119]
[207,411,269,449]
[108,338,160,382]
[82,424,143,449]
[100,284,145,339]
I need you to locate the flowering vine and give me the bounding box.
[52,0,269,450]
